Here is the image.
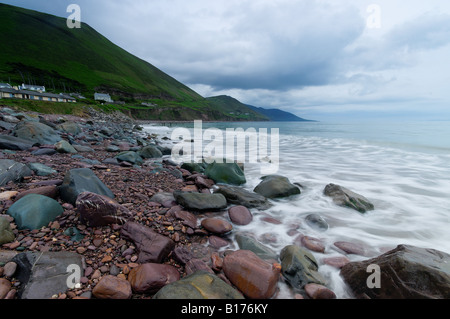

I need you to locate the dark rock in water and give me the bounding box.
[340,244,450,299]
[13,121,61,145]
[322,256,350,269]
[173,190,227,211]
[324,183,374,213]
[7,194,64,230]
[59,168,115,205]
[280,245,326,290]
[305,214,329,231]
[76,191,131,227]
[235,233,278,261]
[214,184,271,210]
[128,263,180,294]
[153,270,244,299]
[121,221,175,263]
[228,205,253,226]
[12,251,84,299]
[0,159,33,187]
[181,162,206,173]
[138,145,163,159]
[304,283,337,299]
[222,249,281,299]
[0,135,33,151]
[205,161,246,186]
[0,216,15,245]
[334,241,368,256]
[253,175,301,199]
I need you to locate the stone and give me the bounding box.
[0,159,33,187]
[173,190,227,212]
[31,148,57,156]
[298,235,326,253]
[3,261,17,278]
[13,121,61,145]
[0,135,33,151]
[7,194,64,230]
[228,205,253,225]
[55,121,82,135]
[92,275,132,299]
[174,210,198,229]
[115,151,143,165]
[304,283,337,299]
[0,278,11,299]
[12,251,84,299]
[235,233,278,261]
[15,185,59,201]
[121,221,175,263]
[280,245,326,290]
[185,258,214,275]
[305,214,329,231]
[172,246,194,265]
[0,191,18,201]
[322,256,350,269]
[138,145,163,159]
[150,192,175,205]
[201,218,233,235]
[73,145,94,153]
[253,175,301,199]
[205,161,246,186]
[153,271,244,299]
[27,163,57,176]
[76,191,131,227]
[334,241,368,256]
[55,140,78,154]
[324,183,374,213]
[340,244,450,299]
[223,250,281,299]
[128,263,180,294]
[59,168,115,205]
[0,216,15,245]
[180,162,206,173]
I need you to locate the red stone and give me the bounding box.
[128,263,180,294]
[228,205,253,226]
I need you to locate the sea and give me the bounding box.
[142,120,450,299]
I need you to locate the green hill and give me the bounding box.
[206,95,269,121]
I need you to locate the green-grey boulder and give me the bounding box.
[27,163,57,176]
[7,194,64,230]
[115,151,143,165]
[56,121,82,135]
[324,183,374,213]
[235,233,278,261]
[280,245,326,290]
[214,184,272,210]
[253,175,301,199]
[181,162,206,173]
[55,140,78,154]
[13,121,61,145]
[153,270,244,299]
[0,159,33,187]
[59,168,115,205]
[205,162,246,186]
[0,135,33,151]
[0,216,15,245]
[138,145,163,159]
[173,190,227,212]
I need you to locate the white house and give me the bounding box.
[19,83,46,92]
[94,92,113,103]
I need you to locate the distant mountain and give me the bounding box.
[245,105,314,122]
[206,95,269,121]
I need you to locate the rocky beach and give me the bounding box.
[0,105,449,300]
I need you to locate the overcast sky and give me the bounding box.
[3,0,450,121]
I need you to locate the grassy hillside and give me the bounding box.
[245,104,313,121]
[206,95,269,121]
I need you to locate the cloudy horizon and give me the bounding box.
[2,0,450,121]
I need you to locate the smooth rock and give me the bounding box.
[0,159,33,187]
[304,283,337,299]
[15,185,59,201]
[128,263,180,294]
[324,183,374,213]
[13,121,61,145]
[92,275,132,299]
[298,235,326,253]
[55,140,78,154]
[334,241,368,256]
[0,278,11,299]
[223,250,281,299]
[205,161,246,186]
[139,145,163,159]
[322,256,350,269]
[0,191,18,201]
[3,261,17,278]
[201,218,232,235]
[0,216,15,245]
[115,151,143,165]
[253,175,300,199]
[0,135,33,151]
[305,214,329,231]
[55,121,82,135]
[173,190,227,212]
[228,205,253,226]
[235,233,278,261]
[27,163,57,176]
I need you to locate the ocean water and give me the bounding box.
[143,120,450,299]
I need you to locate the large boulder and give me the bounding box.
[173,190,227,212]
[222,250,281,299]
[0,135,33,151]
[0,216,14,245]
[324,183,374,213]
[59,168,115,205]
[7,194,64,230]
[228,205,253,226]
[253,175,301,199]
[121,221,175,263]
[214,184,271,210]
[138,145,163,159]
[205,162,246,186]
[153,271,244,299]
[13,121,61,145]
[55,121,82,135]
[55,140,78,154]
[128,263,180,294]
[340,244,450,299]
[92,275,132,299]
[0,159,33,187]
[12,251,84,299]
[280,245,326,291]
[115,151,143,165]
[76,191,131,227]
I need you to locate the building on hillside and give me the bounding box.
[19,83,46,92]
[94,93,113,103]
[0,87,76,103]
[0,83,12,89]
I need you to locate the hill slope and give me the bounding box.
[206,95,269,121]
[245,104,313,122]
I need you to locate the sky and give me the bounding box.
[2,0,450,121]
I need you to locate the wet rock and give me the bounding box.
[173,210,198,229]
[128,263,180,294]
[324,183,374,213]
[121,221,175,263]
[205,162,246,186]
[305,214,329,231]
[253,175,301,199]
[115,151,143,165]
[322,256,351,269]
[3,261,17,278]
[0,278,11,299]
[235,233,278,261]
[304,283,337,299]
[298,235,326,253]
[280,245,326,290]
[0,159,33,187]
[0,135,33,151]
[0,216,15,245]
[185,258,215,275]
[215,184,271,209]
[12,251,84,299]
[340,244,450,299]
[27,162,57,176]
[92,275,132,299]
[173,190,227,212]
[209,235,230,249]
[223,250,281,299]
[13,121,61,145]
[172,246,194,265]
[154,270,244,299]
[7,194,64,230]
[59,168,115,205]
[334,241,368,256]
[201,218,233,235]
[228,205,253,225]
[181,162,206,174]
[138,145,163,159]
